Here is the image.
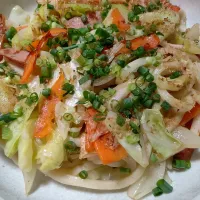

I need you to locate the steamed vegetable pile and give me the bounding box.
[0,0,200,199]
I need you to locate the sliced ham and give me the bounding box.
[65,17,85,29]
[0,14,6,61]
[0,48,29,67]
[87,11,102,26]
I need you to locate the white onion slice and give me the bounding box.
[45,165,145,190]
[128,162,166,200]
[173,126,200,148]
[191,115,200,136]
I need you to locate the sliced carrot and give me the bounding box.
[51,72,65,100]
[94,133,127,164]
[131,34,160,51]
[34,96,59,138]
[111,8,130,32]
[20,51,38,83]
[180,103,200,126]
[20,28,67,83]
[49,28,67,37]
[161,0,180,12]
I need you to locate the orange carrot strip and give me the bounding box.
[94,133,127,164]
[111,8,130,32]
[180,103,200,126]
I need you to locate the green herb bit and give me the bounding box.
[47,3,54,10]
[79,74,90,85]
[25,92,39,106]
[116,114,125,127]
[82,49,96,59]
[143,99,154,108]
[117,59,126,68]
[137,66,149,76]
[161,101,171,111]
[2,127,12,140]
[69,131,80,138]
[93,113,106,122]
[152,94,160,103]
[63,113,74,122]
[150,153,158,163]
[121,98,133,110]
[79,170,88,179]
[156,179,173,194]
[170,71,182,79]
[62,83,75,96]
[5,27,17,42]
[42,88,51,97]
[152,187,163,197]
[81,14,88,24]
[120,167,131,174]
[133,46,146,58]
[172,159,191,170]
[130,121,139,134]
[64,141,77,152]
[41,23,50,32]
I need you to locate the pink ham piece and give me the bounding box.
[65,17,85,29]
[0,48,29,67]
[87,11,102,26]
[0,14,6,61]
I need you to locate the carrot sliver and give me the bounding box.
[20,51,38,83]
[16,25,28,32]
[51,72,65,100]
[94,133,127,164]
[111,8,130,31]
[49,28,67,37]
[180,103,200,126]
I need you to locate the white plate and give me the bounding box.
[0,1,200,200]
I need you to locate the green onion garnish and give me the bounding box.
[64,141,77,152]
[130,121,139,134]
[150,153,158,163]
[126,134,140,144]
[117,59,126,68]
[172,159,191,170]
[137,66,149,76]
[79,170,88,179]
[170,71,182,79]
[41,23,50,32]
[47,3,54,9]
[5,27,17,42]
[121,98,133,110]
[152,94,161,103]
[42,88,51,97]
[62,83,75,96]
[79,74,90,85]
[81,14,88,24]
[116,114,125,127]
[82,49,96,59]
[119,167,131,174]
[145,73,154,82]
[161,101,171,111]
[143,99,154,108]
[152,187,163,197]
[25,92,39,106]
[156,179,173,194]
[93,113,106,122]
[63,113,73,122]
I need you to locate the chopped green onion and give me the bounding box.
[121,98,133,109]
[17,95,27,100]
[17,84,28,89]
[120,167,131,174]
[25,92,39,106]
[63,113,74,121]
[2,127,12,140]
[92,100,101,109]
[64,141,77,152]
[152,187,163,197]
[117,59,126,68]
[132,5,146,15]
[172,159,191,170]
[47,3,54,9]
[41,23,50,32]
[65,12,72,20]
[98,54,108,61]
[130,121,139,134]
[161,101,171,111]
[137,66,149,76]
[82,49,96,59]
[156,179,173,194]
[93,113,106,122]
[95,44,104,53]
[12,107,23,118]
[42,88,51,97]
[69,128,80,138]
[111,99,120,111]
[116,114,125,127]
[5,27,17,42]
[145,73,154,82]
[126,134,140,144]
[152,94,161,103]
[93,23,105,29]
[132,87,142,96]
[79,74,90,85]
[132,46,146,58]
[126,40,131,49]
[79,170,88,179]
[170,71,182,79]
[144,82,157,95]
[62,83,75,96]
[143,99,154,108]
